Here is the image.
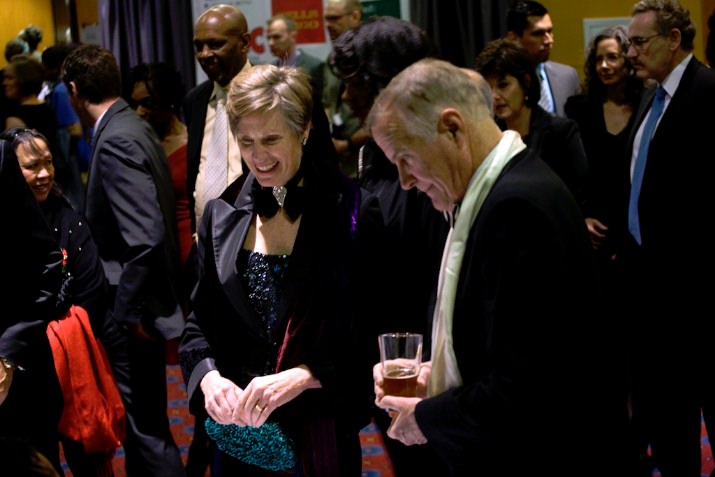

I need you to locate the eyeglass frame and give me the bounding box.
[628,33,663,51]
[324,11,354,22]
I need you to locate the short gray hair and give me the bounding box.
[367,58,491,143]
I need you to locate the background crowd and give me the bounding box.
[1,0,715,476]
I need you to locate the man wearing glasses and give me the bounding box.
[322,0,364,178]
[619,1,715,475]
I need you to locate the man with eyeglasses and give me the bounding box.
[617,1,715,475]
[322,0,364,178]
[505,1,580,118]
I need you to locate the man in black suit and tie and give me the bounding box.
[506,1,580,117]
[266,13,325,103]
[618,1,715,475]
[184,4,252,236]
[62,44,186,477]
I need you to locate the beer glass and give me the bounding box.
[378,333,423,397]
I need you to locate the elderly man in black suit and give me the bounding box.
[368,59,628,477]
[618,1,715,475]
[62,44,186,477]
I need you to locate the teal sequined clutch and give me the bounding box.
[204,417,297,472]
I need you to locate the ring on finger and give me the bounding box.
[255,403,264,412]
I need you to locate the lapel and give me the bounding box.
[87,98,130,184]
[187,81,213,175]
[209,172,317,338]
[653,57,698,141]
[209,177,258,334]
[627,87,656,153]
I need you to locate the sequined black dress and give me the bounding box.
[238,250,290,342]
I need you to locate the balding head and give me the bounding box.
[460,68,493,113]
[324,0,362,41]
[194,4,250,86]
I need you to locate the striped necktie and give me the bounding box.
[203,89,228,203]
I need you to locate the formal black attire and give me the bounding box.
[358,140,449,475]
[179,156,378,476]
[183,78,337,234]
[498,105,588,208]
[615,57,715,477]
[39,187,131,476]
[0,139,64,474]
[85,98,185,477]
[414,148,628,476]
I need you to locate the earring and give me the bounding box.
[302,136,308,146]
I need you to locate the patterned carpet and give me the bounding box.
[61,365,395,477]
[60,365,715,476]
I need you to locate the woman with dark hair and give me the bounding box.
[565,25,643,267]
[127,62,193,283]
[329,16,448,476]
[329,16,440,183]
[18,24,43,61]
[0,127,124,477]
[565,25,646,474]
[3,55,58,160]
[126,60,206,477]
[0,131,65,475]
[475,38,588,206]
[565,26,642,281]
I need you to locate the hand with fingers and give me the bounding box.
[233,365,321,427]
[200,370,243,425]
[375,394,428,446]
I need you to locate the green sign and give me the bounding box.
[361,0,401,18]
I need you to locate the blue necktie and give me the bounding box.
[537,63,554,113]
[628,86,666,245]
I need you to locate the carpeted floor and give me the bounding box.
[61,365,395,477]
[61,365,715,477]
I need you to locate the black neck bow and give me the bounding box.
[251,165,305,222]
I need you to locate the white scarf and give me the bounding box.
[428,130,526,397]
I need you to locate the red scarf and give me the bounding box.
[47,305,125,476]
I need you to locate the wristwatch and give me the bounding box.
[0,357,19,370]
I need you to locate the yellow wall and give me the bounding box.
[546,0,707,80]
[76,0,99,30]
[2,0,712,74]
[1,0,55,68]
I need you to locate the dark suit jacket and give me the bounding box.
[496,106,588,207]
[294,48,325,105]
[524,105,588,207]
[183,79,213,232]
[85,98,184,340]
[183,76,337,233]
[413,148,626,476]
[544,60,581,118]
[0,139,63,469]
[617,56,715,340]
[179,157,380,473]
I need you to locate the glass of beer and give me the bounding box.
[378,333,423,397]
